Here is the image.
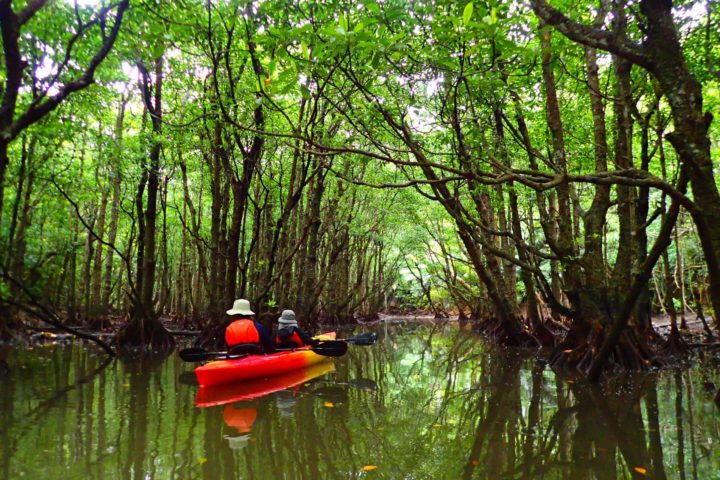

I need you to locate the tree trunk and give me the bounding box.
[0,142,8,228]
[635,97,660,336]
[610,54,636,297]
[79,216,96,322]
[91,187,108,316]
[639,0,720,328]
[116,57,172,350]
[101,165,121,312]
[101,96,126,312]
[493,105,548,343]
[66,208,80,325]
[299,165,326,321]
[674,224,687,329]
[223,36,265,308]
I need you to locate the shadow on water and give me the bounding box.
[1,324,719,479]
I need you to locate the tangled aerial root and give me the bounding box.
[662,325,689,355]
[116,313,175,352]
[550,324,660,376]
[474,316,540,347]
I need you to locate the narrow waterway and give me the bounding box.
[1,321,719,479]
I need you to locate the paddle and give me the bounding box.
[179,340,349,362]
[179,344,250,362]
[339,332,378,346]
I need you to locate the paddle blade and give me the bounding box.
[348,378,378,391]
[312,340,348,357]
[179,347,215,362]
[346,332,378,346]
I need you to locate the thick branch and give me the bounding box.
[530,0,652,69]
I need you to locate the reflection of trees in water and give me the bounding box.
[2,330,720,478]
[387,326,719,479]
[438,355,664,479]
[0,347,207,479]
[0,346,112,476]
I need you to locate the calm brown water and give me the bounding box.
[1,322,719,479]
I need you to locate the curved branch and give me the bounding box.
[529,0,652,70]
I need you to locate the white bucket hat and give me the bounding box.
[226,298,255,316]
[278,309,298,327]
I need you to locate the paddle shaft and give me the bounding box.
[337,332,378,346]
[179,340,347,362]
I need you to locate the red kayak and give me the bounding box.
[195,360,336,407]
[194,332,337,387]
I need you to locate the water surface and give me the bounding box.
[1,322,719,479]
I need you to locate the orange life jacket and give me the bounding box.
[275,328,305,348]
[225,319,260,347]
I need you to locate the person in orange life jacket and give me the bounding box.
[274,310,318,349]
[225,299,274,353]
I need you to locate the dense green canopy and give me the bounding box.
[1,0,718,377]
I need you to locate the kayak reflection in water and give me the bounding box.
[224,299,275,354]
[274,309,318,349]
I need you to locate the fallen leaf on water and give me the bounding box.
[563,349,573,353]
[323,402,334,408]
[633,467,647,475]
[198,457,208,465]
[471,459,479,465]
[361,465,378,471]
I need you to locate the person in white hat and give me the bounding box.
[274,309,317,349]
[225,299,274,353]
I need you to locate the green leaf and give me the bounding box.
[463,2,474,26]
[301,41,310,60]
[365,1,381,15]
[353,19,366,34]
[149,22,163,35]
[152,42,164,59]
[339,14,349,34]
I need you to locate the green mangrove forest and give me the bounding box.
[1,0,720,379]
